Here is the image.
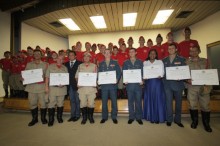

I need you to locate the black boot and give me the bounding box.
[48,108,55,127]
[88,108,95,124]
[28,107,38,126]
[201,111,212,132]
[57,107,64,123]
[10,89,14,98]
[40,108,48,124]
[81,107,87,125]
[4,89,8,98]
[190,109,198,129]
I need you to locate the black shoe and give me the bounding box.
[73,117,80,122]
[128,119,134,124]
[100,119,107,124]
[67,117,75,122]
[48,108,55,127]
[81,107,87,125]
[57,107,64,123]
[174,121,184,127]
[201,111,212,132]
[136,119,143,125]
[88,108,95,124]
[155,121,159,124]
[28,107,38,127]
[112,119,118,124]
[40,108,48,124]
[166,122,172,126]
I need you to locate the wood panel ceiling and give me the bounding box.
[24,0,220,38]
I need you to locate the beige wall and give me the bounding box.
[0,11,11,97]
[21,23,69,51]
[174,11,220,58]
[68,29,170,52]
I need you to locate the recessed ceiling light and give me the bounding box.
[152,9,174,25]
[90,16,107,29]
[59,18,80,31]
[123,13,137,27]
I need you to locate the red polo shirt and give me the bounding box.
[95,53,105,65]
[117,51,129,67]
[179,39,199,58]
[136,46,149,62]
[152,45,165,60]
[0,58,11,72]
[161,42,179,58]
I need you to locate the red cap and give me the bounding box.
[167,32,173,36]
[118,38,125,43]
[113,45,118,49]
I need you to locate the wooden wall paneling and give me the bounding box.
[138,0,152,30]
[82,5,97,33]
[93,4,106,33]
[116,2,123,31]
[135,1,146,30]
[99,3,112,32]
[122,2,128,31]
[111,3,120,32]
[105,3,116,31]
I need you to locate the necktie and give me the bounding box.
[70,61,74,68]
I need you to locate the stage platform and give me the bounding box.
[2,97,220,114]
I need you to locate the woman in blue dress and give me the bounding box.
[143,49,166,123]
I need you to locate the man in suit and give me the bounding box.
[163,43,186,128]
[99,49,121,124]
[65,50,82,122]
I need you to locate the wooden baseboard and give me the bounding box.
[3,98,220,113]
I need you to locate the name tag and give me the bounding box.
[174,62,181,65]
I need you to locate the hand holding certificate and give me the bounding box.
[123,69,142,83]
[22,69,43,85]
[49,73,69,86]
[143,64,163,79]
[98,71,117,85]
[78,72,97,86]
[191,69,219,85]
[166,65,191,80]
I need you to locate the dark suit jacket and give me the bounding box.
[65,60,82,91]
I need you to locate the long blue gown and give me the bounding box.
[143,78,166,123]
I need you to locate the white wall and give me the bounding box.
[21,23,69,51]
[0,11,11,97]
[174,11,220,58]
[68,29,170,51]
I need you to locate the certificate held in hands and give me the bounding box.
[143,64,163,79]
[78,72,97,86]
[22,69,43,85]
[191,69,219,85]
[98,71,117,85]
[166,65,191,80]
[49,73,69,86]
[123,69,142,83]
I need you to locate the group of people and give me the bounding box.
[0,27,213,132]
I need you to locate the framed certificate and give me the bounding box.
[98,71,117,85]
[78,72,97,86]
[22,69,43,85]
[143,64,163,79]
[49,73,69,86]
[166,65,191,80]
[191,69,219,85]
[123,69,142,83]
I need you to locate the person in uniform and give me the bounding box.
[65,51,82,122]
[75,52,97,124]
[153,34,165,60]
[136,36,149,62]
[45,56,68,127]
[161,32,179,57]
[75,41,84,62]
[146,39,153,49]
[99,49,121,124]
[186,46,212,132]
[25,49,48,126]
[179,27,199,58]
[0,51,11,98]
[108,42,113,52]
[111,45,119,61]
[162,43,185,127]
[26,46,34,63]
[123,48,143,125]
[127,37,134,51]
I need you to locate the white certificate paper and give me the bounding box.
[22,69,43,85]
[49,73,69,86]
[191,69,219,85]
[166,65,191,80]
[98,71,117,85]
[123,69,142,83]
[78,72,97,86]
[143,64,163,79]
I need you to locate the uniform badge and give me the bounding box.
[174,62,181,65]
[110,64,115,67]
[144,50,147,53]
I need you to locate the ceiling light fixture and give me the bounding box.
[90,16,107,29]
[59,18,80,31]
[152,9,174,25]
[123,13,137,27]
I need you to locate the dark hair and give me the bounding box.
[146,49,158,60]
[156,34,163,41]
[68,50,76,56]
[4,51,10,56]
[129,48,136,52]
[192,45,201,53]
[169,43,177,49]
[184,27,191,33]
